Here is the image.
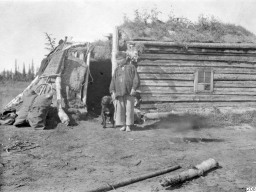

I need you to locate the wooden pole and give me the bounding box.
[87,165,180,192]
[82,51,91,105]
[112,26,119,76]
[56,76,70,125]
[160,158,219,187]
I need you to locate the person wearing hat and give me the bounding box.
[109,51,140,132]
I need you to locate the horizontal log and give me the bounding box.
[214,81,256,88]
[138,66,256,74]
[140,80,194,87]
[140,94,256,102]
[214,74,256,80]
[139,86,193,94]
[144,47,256,55]
[138,66,194,74]
[140,53,256,63]
[214,88,256,92]
[139,72,256,81]
[139,86,256,95]
[129,41,256,49]
[141,102,256,110]
[138,60,256,69]
[139,73,194,80]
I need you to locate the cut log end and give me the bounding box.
[160,158,219,187]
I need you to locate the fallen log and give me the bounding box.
[87,165,180,192]
[160,158,219,187]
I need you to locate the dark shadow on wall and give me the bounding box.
[87,60,112,115]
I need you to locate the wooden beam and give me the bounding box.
[137,66,256,74]
[82,51,91,105]
[139,73,256,81]
[214,81,256,88]
[139,73,194,80]
[128,40,256,49]
[111,26,119,75]
[140,80,194,87]
[139,86,256,95]
[140,94,256,102]
[141,102,256,110]
[214,74,256,80]
[144,47,256,55]
[138,60,256,69]
[139,86,193,93]
[140,53,256,63]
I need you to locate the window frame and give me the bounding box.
[194,69,214,93]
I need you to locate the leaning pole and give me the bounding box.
[111,26,119,75]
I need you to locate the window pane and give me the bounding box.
[198,71,204,83]
[205,72,211,83]
[204,84,211,90]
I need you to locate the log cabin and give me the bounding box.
[128,40,256,112]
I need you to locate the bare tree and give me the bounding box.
[44,32,56,52]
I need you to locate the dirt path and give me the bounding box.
[0,116,256,192]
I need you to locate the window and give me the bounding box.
[194,70,213,92]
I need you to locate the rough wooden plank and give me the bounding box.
[139,73,194,80]
[214,74,256,80]
[137,66,194,74]
[140,80,194,87]
[139,73,256,81]
[214,88,256,92]
[140,94,256,102]
[144,47,256,55]
[129,40,256,49]
[138,61,256,70]
[139,86,256,95]
[140,53,256,63]
[214,81,256,88]
[139,86,194,93]
[138,66,256,75]
[141,102,256,110]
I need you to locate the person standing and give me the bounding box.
[109,51,140,132]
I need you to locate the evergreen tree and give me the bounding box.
[22,63,26,80]
[31,59,35,79]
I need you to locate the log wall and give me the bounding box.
[130,41,256,112]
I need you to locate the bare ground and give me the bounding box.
[0,113,256,192]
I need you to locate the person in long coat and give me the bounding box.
[109,51,140,132]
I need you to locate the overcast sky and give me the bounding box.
[0,0,256,72]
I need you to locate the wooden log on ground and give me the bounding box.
[56,76,70,125]
[144,112,175,119]
[87,165,181,192]
[160,158,219,187]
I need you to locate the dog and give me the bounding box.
[133,92,146,124]
[101,96,115,128]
